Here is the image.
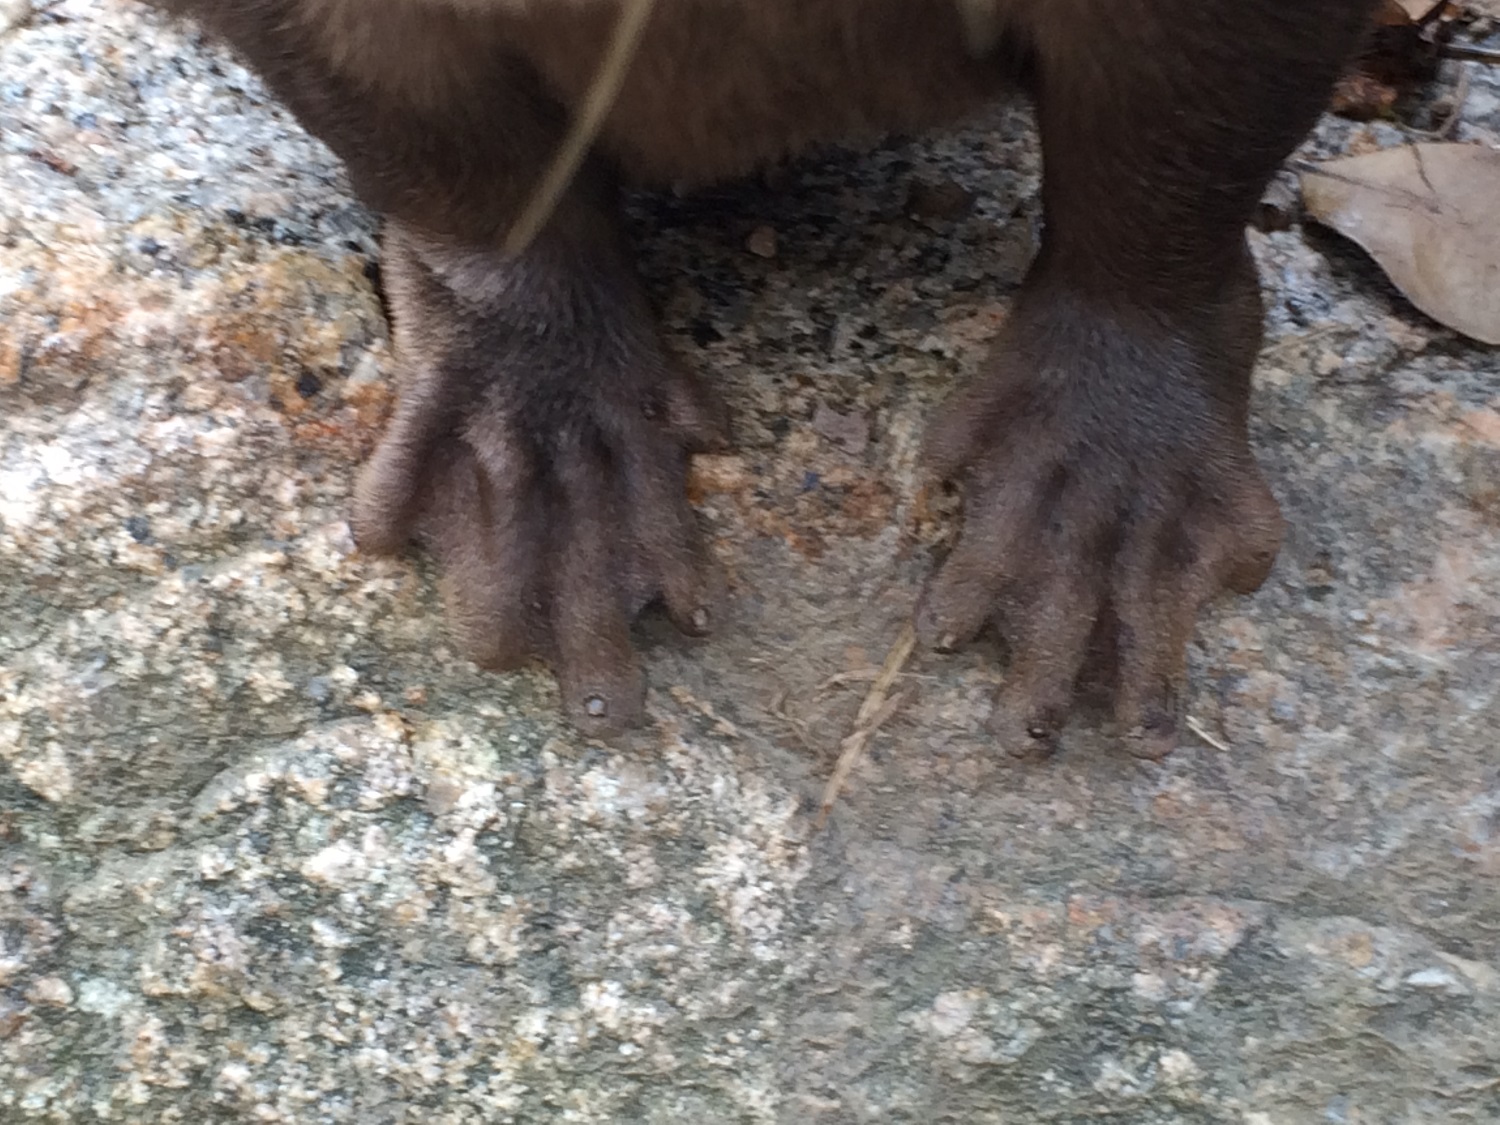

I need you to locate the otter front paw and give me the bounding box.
[918,292,1284,759]
[352,225,729,735]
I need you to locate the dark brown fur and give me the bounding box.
[148,0,1377,748]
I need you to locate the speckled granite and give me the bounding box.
[2,2,1499,1121]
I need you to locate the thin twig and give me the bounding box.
[769,685,812,750]
[1436,63,1471,140]
[814,668,940,692]
[1441,45,1500,66]
[1186,715,1231,753]
[815,623,917,829]
[503,0,657,256]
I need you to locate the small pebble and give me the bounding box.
[25,977,73,1008]
[905,178,975,221]
[745,225,778,259]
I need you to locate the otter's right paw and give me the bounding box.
[351,227,729,736]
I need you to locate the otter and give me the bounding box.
[143,0,1377,754]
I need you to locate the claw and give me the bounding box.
[988,704,1064,760]
[357,220,723,737]
[918,294,1284,760]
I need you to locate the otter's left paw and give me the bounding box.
[918,296,1283,759]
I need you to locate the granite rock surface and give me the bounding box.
[2,2,1499,1121]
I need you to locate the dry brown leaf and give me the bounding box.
[1394,0,1445,20]
[1301,143,1500,345]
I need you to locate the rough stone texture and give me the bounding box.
[2,2,1499,1121]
